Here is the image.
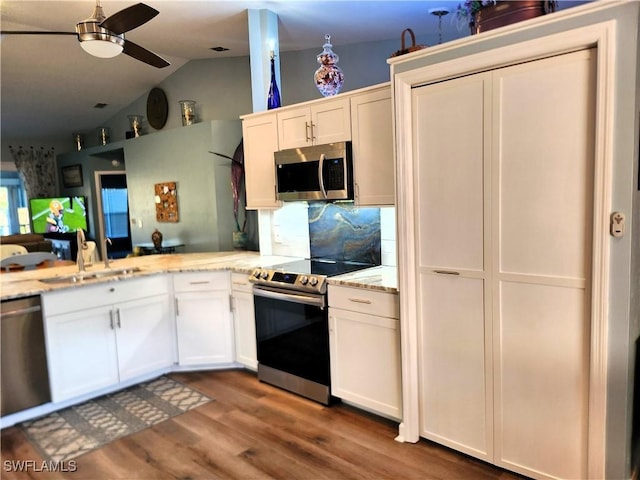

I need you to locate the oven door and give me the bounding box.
[253,285,331,404]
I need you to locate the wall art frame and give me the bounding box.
[61,164,83,188]
[154,181,179,222]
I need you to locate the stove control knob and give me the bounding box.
[309,277,319,286]
[260,270,269,279]
[253,270,261,278]
[299,276,309,285]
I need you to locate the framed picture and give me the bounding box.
[61,164,83,188]
[154,181,179,222]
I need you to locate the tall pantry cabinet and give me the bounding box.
[393,3,640,480]
[412,49,595,479]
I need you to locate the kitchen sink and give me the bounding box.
[39,267,141,284]
[91,267,141,278]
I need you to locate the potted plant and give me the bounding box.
[455,0,557,35]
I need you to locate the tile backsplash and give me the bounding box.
[258,203,397,267]
[308,203,380,264]
[380,207,397,267]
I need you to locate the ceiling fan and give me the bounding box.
[1,1,170,68]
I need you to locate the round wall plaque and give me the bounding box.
[146,87,168,130]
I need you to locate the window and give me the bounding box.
[0,171,28,235]
[101,187,129,239]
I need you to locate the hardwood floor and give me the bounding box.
[1,370,523,479]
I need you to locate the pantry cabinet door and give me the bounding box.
[491,49,595,480]
[413,72,493,461]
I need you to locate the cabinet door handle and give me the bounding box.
[433,270,460,275]
[116,309,122,328]
[348,298,372,304]
[310,122,316,141]
[109,309,115,330]
[305,122,311,142]
[189,281,211,285]
[175,298,180,317]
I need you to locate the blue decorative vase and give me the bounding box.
[267,57,281,109]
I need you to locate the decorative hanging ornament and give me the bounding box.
[267,52,281,109]
[313,34,344,97]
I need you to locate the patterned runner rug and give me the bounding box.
[20,376,212,462]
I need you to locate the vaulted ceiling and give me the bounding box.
[0,0,590,142]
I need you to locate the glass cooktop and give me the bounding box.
[269,258,375,278]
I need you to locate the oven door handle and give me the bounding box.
[253,286,326,308]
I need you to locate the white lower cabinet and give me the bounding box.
[328,284,402,419]
[42,276,174,403]
[173,271,234,366]
[231,273,257,370]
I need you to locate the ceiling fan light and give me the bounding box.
[80,38,124,58]
[76,19,124,59]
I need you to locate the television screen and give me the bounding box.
[29,196,88,234]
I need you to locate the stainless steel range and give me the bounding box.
[250,259,373,404]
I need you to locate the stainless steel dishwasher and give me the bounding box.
[1,296,51,416]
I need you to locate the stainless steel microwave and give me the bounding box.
[274,141,353,202]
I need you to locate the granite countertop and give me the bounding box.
[0,252,287,301]
[0,252,398,300]
[328,265,398,294]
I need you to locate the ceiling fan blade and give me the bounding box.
[123,39,169,68]
[100,3,159,34]
[0,31,77,36]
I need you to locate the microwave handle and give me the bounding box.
[318,153,327,198]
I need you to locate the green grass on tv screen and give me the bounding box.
[30,196,88,234]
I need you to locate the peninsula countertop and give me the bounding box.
[0,252,399,300]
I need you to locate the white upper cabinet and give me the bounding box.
[242,112,281,209]
[350,85,394,206]
[242,83,395,207]
[277,97,351,149]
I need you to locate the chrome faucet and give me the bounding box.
[102,237,112,269]
[76,229,86,272]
